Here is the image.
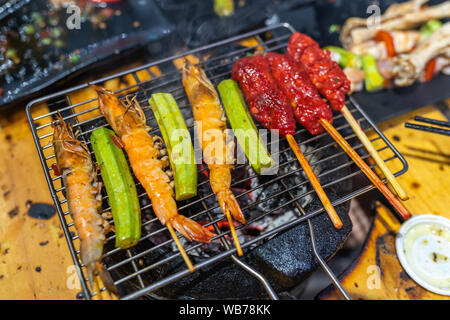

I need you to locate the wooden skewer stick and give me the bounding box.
[319,118,412,220]
[341,105,408,200]
[166,223,195,272]
[286,134,343,229]
[224,207,244,256]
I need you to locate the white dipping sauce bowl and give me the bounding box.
[396,214,450,296]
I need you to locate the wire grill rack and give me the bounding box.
[26,23,408,300]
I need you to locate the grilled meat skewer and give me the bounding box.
[340,0,429,48]
[341,1,450,48]
[266,52,332,135]
[287,32,350,111]
[349,30,423,61]
[286,32,409,201]
[232,56,296,136]
[232,55,342,229]
[393,22,450,86]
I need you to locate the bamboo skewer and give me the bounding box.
[166,223,195,272]
[286,134,343,229]
[341,105,408,200]
[224,207,244,256]
[319,118,412,220]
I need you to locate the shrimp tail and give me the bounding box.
[84,262,120,298]
[81,237,119,297]
[81,237,101,284]
[97,262,120,298]
[85,262,96,292]
[170,215,215,244]
[217,190,246,225]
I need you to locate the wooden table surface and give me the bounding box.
[0,89,448,299]
[320,103,450,300]
[0,103,77,299]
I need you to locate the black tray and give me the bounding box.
[0,0,173,108]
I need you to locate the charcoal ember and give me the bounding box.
[230,163,252,190]
[251,142,315,215]
[253,178,290,214]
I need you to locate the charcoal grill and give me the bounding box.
[26,23,408,300]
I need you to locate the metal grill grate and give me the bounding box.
[26,23,408,300]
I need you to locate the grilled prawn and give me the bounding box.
[182,64,246,225]
[52,114,117,294]
[91,85,214,243]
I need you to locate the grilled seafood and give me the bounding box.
[52,114,117,294]
[182,64,246,225]
[336,0,450,91]
[91,85,214,243]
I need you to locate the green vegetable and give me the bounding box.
[41,37,52,45]
[91,127,141,249]
[70,54,79,64]
[5,49,17,59]
[23,25,35,35]
[420,19,442,37]
[361,54,384,92]
[218,79,274,174]
[149,93,197,201]
[49,17,58,27]
[54,40,65,48]
[52,28,62,38]
[214,0,234,17]
[324,46,362,69]
[329,24,340,34]
[32,12,43,24]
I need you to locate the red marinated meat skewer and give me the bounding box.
[232,55,342,229]
[266,52,332,135]
[287,32,350,111]
[232,55,296,136]
[283,33,410,219]
[287,32,408,201]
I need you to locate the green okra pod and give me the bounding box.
[91,127,141,249]
[218,79,274,174]
[150,93,197,201]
